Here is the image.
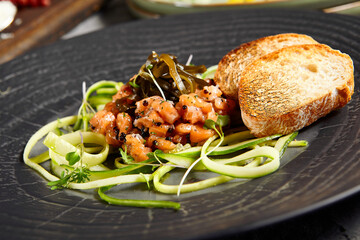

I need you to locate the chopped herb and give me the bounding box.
[48,167,90,190]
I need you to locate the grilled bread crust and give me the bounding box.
[239,44,354,137]
[214,33,318,101]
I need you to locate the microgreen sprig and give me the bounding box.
[73,82,97,131]
[145,58,167,101]
[119,145,135,164]
[48,132,90,190]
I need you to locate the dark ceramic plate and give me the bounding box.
[1,9,359,240]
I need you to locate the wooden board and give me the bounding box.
[0,0,106,64]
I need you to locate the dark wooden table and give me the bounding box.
[2,0,360,239]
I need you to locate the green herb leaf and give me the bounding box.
[203,115,230,130]
[66,152,81,166]
[48,174,71,190]
[216,115,230,127]
[48,167,91,190]
[120,146,135,164]
[70,167,91,183]
[203,119,216,130]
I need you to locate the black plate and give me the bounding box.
[1,9,359,240]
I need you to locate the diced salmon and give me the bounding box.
[152,99,180,124]
[116,112,133,134]
[90,80,235,151]
[207,111,218,122]
[135,96,159,115]
[176,93,214,124]
[103,101,120,116]
[105,121,121,147]
[213,97,236,115]
[196,85,223,101]
[112,83,133,101]
[149,111,165,124]
[172,134,188,145]
[89,110,115,135]
[148,124,171,137]
[124,134,152,162]
[134,111,164,129]
[134,117,151,129]
[183,106,205,124]
[175,123,192,135]
[174,123,216,144]
[136,96,180,124]
[200,101,214,114]
[190,124,216,143]
[146,135,176,152]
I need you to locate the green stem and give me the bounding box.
[96,88,118,95]
[88,95,113,106]
[98,186,180,210]
[85,80,123,101]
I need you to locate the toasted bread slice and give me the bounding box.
[214,33,319,100]
[239,44,354,137]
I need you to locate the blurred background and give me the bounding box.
[0,0,360,65]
